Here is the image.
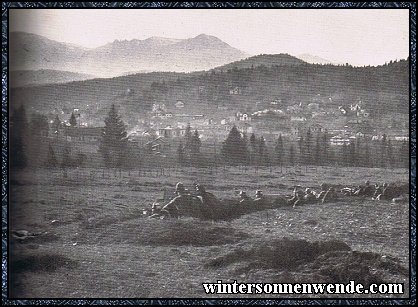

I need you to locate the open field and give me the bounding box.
[9,166,410,298]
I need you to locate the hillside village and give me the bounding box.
[9,39,409,169]
[44,89,408,164]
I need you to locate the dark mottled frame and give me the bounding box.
[1,1,416,305]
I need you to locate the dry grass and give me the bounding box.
[8,166,409,298]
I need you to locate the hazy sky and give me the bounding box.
[10,9,409,66]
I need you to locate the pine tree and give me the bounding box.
[242,132,248,149]
[275,134,284,166]
[52,115,61,134]
[249,133,257,165]
[387,139,394,168]
[341,143,349,166]
[61,143,72,168]
[45,144,58,167]
[30,113,49,137]
[380,134,387,168]
[183,123,193,157]
[348,141,356,166]
[242,132,249,164]
[259,136,268,165]
[298,136,305,165]
[99,104,128,168]
[400,139,409,168]
[69,112,77,127]
[314,135,321,165]
[177,141,185,166]
[322,130,329,164]
[289,144,295,166]
[222,125,248,165]
[184,123,192,141]
[364,140,371,167]
[305,128,313,164]
[189,130,202,166]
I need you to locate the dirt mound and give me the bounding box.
[205,238,407,285]
[11,254,78,274]
[302,250,408,285]
[206,238,350,270]
[84,219,251,247]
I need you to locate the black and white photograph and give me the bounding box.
[5,5,413,300]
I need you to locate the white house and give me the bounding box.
[229,87,242,95]
[236,112,251,122]
[330,135,351,146]
[290,116,306,122]
[175,101,185,108]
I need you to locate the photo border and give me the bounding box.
[1,2,416,305]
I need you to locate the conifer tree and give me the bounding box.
[189,130,202,166]
[249,133,257,165]
[69,112,77,127]
[177,141,185,165]
[275,134,284,166]
[222,125,248,165]
[52,115,61,133]
[289,144,295,166]
[99,104,128,168]
[45,144,58,167]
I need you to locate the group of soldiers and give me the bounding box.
[148,180,406,219]
[340,180,399,201]
[149,182,221,219]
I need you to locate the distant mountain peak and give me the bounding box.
[10,31,249,76]
[195,33,217,39]
[192,33,224,43]
[297,53,336,65]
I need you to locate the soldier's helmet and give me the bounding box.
[175,182,185,194]
[195,184,206,194]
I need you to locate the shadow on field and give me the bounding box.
[205,238,408,286]
[11,254,78,274]
[10,253,79,298]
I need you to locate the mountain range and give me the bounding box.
[9,32,249,78]
[10,70,96,88]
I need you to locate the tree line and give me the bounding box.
[10,104,409,171]
[218,125,408,169]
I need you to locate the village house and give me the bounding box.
[330,135,352,146]
[175,100,185,108]
[63,126,103,142]
[158,126,174,138]
[287,103,303,113]
[236,112,251,122]
[158,126,190,138]
[290,116,307,122]
[229,86,242,95]
[309,123,325,133]
[145,136,170,154]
